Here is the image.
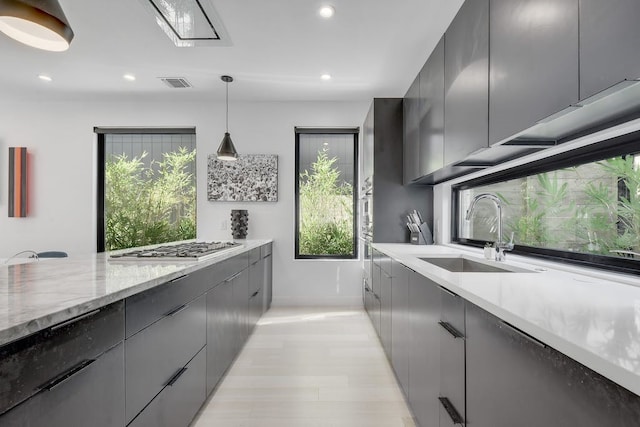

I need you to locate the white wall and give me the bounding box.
[0,97,370,306]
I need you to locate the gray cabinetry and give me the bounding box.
[404,76,421,184]
[408,271,440,427]
[438,288,465,426]
[368,253,382,335]
[444,0,489,166]
[0,342,125,427]
[232,268,250,354]
[262,243,273,312]
[466,302,640,427]
[206,278,234,395]
[379,257,392,359]
[419,36,445,176]
[390,260,410,395]
[580,0,640,100]
[128,347,206,427]
[489,0,579,144]
[364,98,431,242]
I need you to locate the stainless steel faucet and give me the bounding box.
[465,193,514,261]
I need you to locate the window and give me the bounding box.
[453,130,640,274]
[295,128,358,259]
[96,128,197,252]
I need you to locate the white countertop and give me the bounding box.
[373,243,640,396]
[0,240,271,347]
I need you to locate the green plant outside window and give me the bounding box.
[105,147,196,251]
[458,155,640,259]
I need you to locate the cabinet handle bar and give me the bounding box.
[50,309,101,331]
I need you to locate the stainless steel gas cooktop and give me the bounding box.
[109,241,241,261]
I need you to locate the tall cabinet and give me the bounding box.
[363,98,432,243]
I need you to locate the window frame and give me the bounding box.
[451,128,640,275]
[294,127,359,260]
[94,127,196,253]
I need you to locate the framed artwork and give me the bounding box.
[207,154,278,202]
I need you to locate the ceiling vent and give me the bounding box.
[159,77,192,88]
[138,0,231,47]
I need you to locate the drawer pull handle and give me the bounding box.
[251,290,259,298]
[166,367,188,386]
[500,321,546,348]
[438,321,465,339]
[166,304,188,317]
[226,272,242,282]
[438,286,460,298]
[169,274,189,283]
[50,309,101,331]
[438,397,464,425]
[41,359,96,392]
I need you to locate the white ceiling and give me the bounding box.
[0,0,463,102]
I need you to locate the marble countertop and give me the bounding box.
[373,243,640,396]
[0,240,271,347]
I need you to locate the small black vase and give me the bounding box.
[230,210,249,239]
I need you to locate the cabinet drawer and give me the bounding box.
[125,294,206,423]
[440,286,465,336]
[0,301,124,415]
[213,253,249,288]
[129,346,206,427]
[0,342,125,427]
[260,242,272,258]
[125,266,211,338]
[249,247,261,265]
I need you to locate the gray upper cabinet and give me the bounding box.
[419,36,445,176]
[489,0,579,144]
[580,0,640,100]
[403,75,421,184]
[444,0,489,167]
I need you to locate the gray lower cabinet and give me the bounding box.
[0,342,124,427]
[369,260,382,335]
[419,36,445,176]
[438,288,465,426]
[249,256,265,332]
[206,277,235,395]
[232,268,250,355]
[466,302,640,427]
[262,244,273,313]
[128,347,206,427]
[408,271,440,427]
[489,0,579,144]
[390,261,410,395]
[125,294,206,423]
[404,75,421,184]
[379,262,392,358]
[444,0,489,167]
[580,0,640,100]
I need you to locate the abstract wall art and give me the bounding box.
[8,147,28,217]
[207,154,278,202]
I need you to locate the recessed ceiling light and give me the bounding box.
[123,74,136,81]
[321,74,332,81]
[38,74,52,82]
[319,5,335,18]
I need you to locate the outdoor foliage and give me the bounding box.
[105,147,196,251]
[299,148,353,256]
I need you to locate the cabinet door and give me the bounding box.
[0,342,125,427]
[206,278,234,395]
[408,272,440,427]
[380,266,392,359]
[390,261,410,395]
[232,268,250,354]
[444,0,489,166]
[370,262,382,336]
[404,75,421,183]
[580,0,640,100]
[419,36,445,176]
[466,303,640,427]
[489,0,579,144]
[262,253,273,313]
[438,289,465,427]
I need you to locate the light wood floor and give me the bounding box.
[192,306,416,427]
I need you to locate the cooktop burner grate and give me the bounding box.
[110,241,241,260]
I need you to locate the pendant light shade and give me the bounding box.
[0,0,74,52]
[217,75,238,161]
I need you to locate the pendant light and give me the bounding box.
[0,0,74,52]
[216,75,239,161]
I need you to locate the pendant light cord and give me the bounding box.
[225,81,229,132]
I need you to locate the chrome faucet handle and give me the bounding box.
[495,233,514,261]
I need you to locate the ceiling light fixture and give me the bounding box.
[319,5,335,18]
[0,0,74,52]
[216,75,238,161]
[321,74,332,81]
[37,73,52,81]
[123,73,136,81]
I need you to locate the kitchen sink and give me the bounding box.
[418,256,534,273]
